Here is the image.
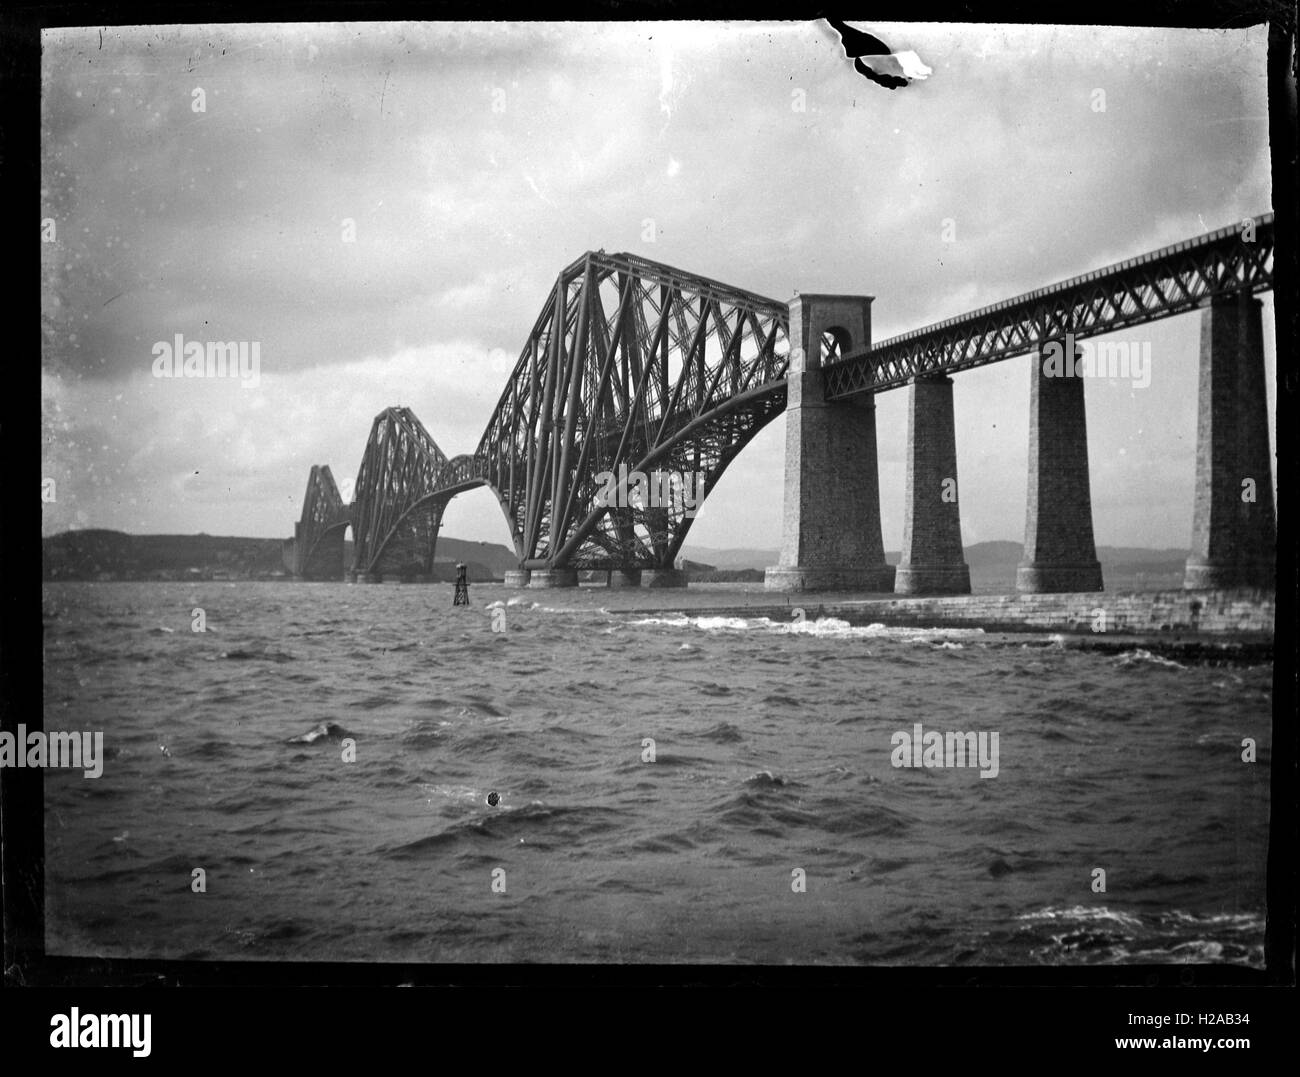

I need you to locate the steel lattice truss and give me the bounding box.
[349,407,457,577]
[292,464,351,578]
[823,213,1276,398]
[292,440,491,578]
[474,251,790,569]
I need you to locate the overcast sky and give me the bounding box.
[41,21,1274,553]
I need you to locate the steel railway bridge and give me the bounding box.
[284,213,1276,593]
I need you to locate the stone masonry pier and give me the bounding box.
[764,287,1275,598]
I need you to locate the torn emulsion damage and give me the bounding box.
[826,19,933,90]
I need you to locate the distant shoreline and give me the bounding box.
[42,529,1200,591]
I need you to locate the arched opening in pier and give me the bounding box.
[820,325,852,364]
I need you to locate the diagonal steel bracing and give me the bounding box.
[824,213,1275,398]
[350,407,475,578]
[292,464,352,578]
[475,251,791,570]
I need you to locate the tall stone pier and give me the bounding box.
[1184,293,1276,589]
[1017,346,1104,592]
[765,295,895,593]
[895,374,971,595]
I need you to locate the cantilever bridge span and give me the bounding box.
[286,251,793,584]
[285,214,1276,593]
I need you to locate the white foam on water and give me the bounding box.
[1017,905,1144,930]
[1128,941,1226,962]
[692,615,758,631]
[1116,648,1187,671]
[626,613,986,641]
[786,616,853,634]
[421,783,481,803]
[1163,910,1263,929]
[421,784,517,809]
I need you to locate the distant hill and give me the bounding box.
[429,537,519,577]
[42,529,519,582]
[43,530,287,581]
[679,546,784,570]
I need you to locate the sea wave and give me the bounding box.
[625,613,986,641]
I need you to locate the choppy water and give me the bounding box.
[41,581,1271,965]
